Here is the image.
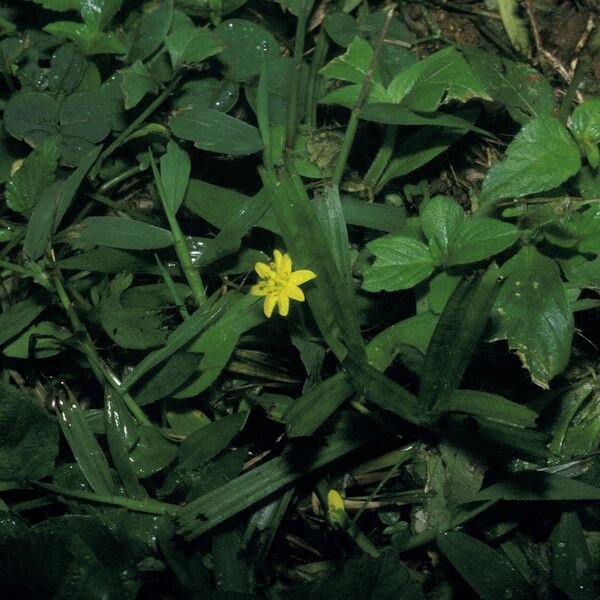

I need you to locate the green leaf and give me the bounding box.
[178,412,378,539]
[179,411,248,469]
[320,36,383,87]
[3,91,60,146]
[105,390,147,499]
[119,60,158,109]
[164,27,224,68]
[571,99,600,168]
[480,117,580,205]
[169,102,262,155]
[32,0,80,9]
[437,531,533,600]
[491,246,574,388]
[97,273,169,350]
[130,425,177,478]
[128,0,173,62]
[3,320,70,359]
[24,145,101,260]
[284,553,423,600]
[362,235,433,292]
[474,471,600,501]
[420,195,464,262]
[5,135,59,216]
[71,216,174,250]
[462,47,555,125]
[56,391,115,495]
[443,390,538,428]
[60,91,110,143]
[387,47,490,111]
[48,44,85,94]
[134,353,199,406]
[80,0,123,32]
[214,19,278,82]
[0,381,59,481]
[419,264,501,412]
[160,141,190,217]
[549,511,595,600]
[0,299,46,346]
[498,0,530,55]
[324,12,363,47]
[173,78,239,113]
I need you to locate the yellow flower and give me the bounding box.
[250,250,316,318]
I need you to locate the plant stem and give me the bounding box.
[362,125,398,191]
[52,271,151,426]
[90,74,182,179]
[305,28,329,130]
[98,163,148,193]
[286,0,310,149]
[331,8,395,187]
[559,57,589,125]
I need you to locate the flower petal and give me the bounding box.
[264,294,277,318]
[283,284,305,302]
[289,269,316,286]
[250,283,269,297]
[273,249,284,271]
[255,261,276,279]
[281,253,292,278]
[277,294,290,316]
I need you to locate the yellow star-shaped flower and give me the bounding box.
[250,250,316,318]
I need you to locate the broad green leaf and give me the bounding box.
[491,246,574,388]
[120,292,235,391]
[5,135,59,216]
[119,60,158,109]
[57,247,160,274]
[447,217,518,265]
[571,99,600,167]
[437,531,532,600]
[179,412,248,469]
[474,471,600,501]
[324,12,363,47]
[420,195,464,262]
[3,320,70,359]
[80,0,123,31]
[60,90,110,143]
[378,127,467,190]
[214,19,278,82]
[24,145,101,260]
[130,426,177,478]
[134,353,200,406]
[0,299,46,346]
[320,36,384,88]
[3,91,60,146]
[0,381,59,481]
[105,390,147,499]
[387,47,490,111]
[160,141,190,217]
[173,78,239,113]
[164,27,224,67]
[56,392,115,495]
[362,235,433,292]
[70,216,174,250]
[419,264,501,412]
[549,511,595,600]
[462,47,555,125]
[47,44,85,94]
[98,273,169,350]
[128,0,173,62]
[480,117,580,205]
[169,102,262,155]
[32,0,80,9]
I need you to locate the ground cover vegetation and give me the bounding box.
[0,0,599,598]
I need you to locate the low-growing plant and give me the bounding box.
[0,0,599,598]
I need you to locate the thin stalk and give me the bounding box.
[0,258,36,277]
[155,254,189,320]
[35,482,180,516]
[362,125,398,190]
[90,74,182,179]
[257,51,275,172]
[331,8,395,187]
[559,57,589,125]
[99,163,148,193]
[150,155,207,306]
[286,0,310,149]
[305,27,329,129]
[52,271,151,426]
